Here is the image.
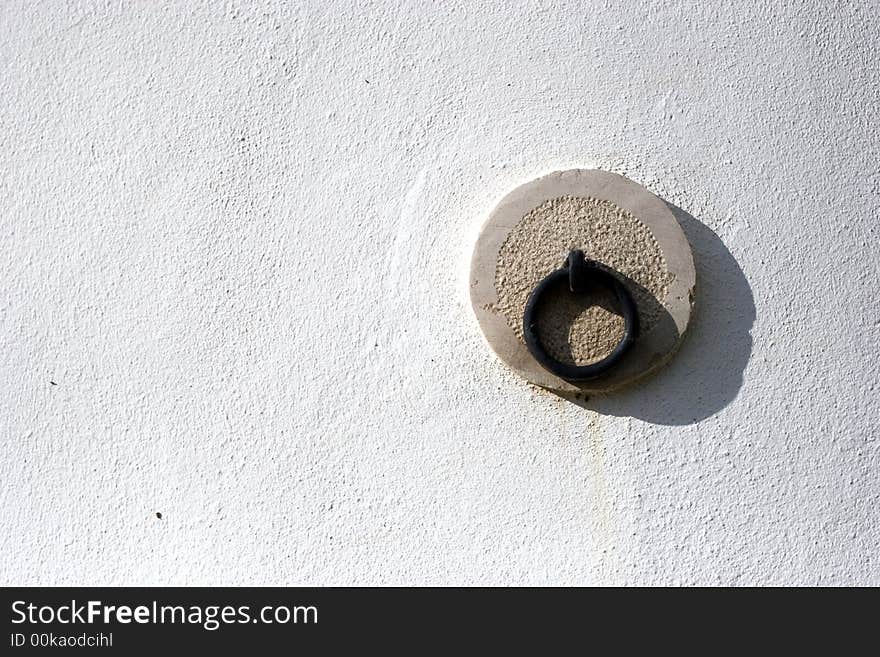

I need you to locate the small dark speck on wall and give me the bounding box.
[156,512,162,519]
[50,381,57,386]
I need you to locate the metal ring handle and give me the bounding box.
[522,250,639,381]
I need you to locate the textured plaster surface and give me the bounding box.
[1,1,879,586]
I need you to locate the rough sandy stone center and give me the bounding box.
[494,196,673,365]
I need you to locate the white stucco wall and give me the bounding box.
[2,1,878,586]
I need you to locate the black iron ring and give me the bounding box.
[522,250,639,381]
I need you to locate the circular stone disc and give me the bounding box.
[470,169,696,394]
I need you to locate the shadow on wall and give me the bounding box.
[568,204,755,426]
